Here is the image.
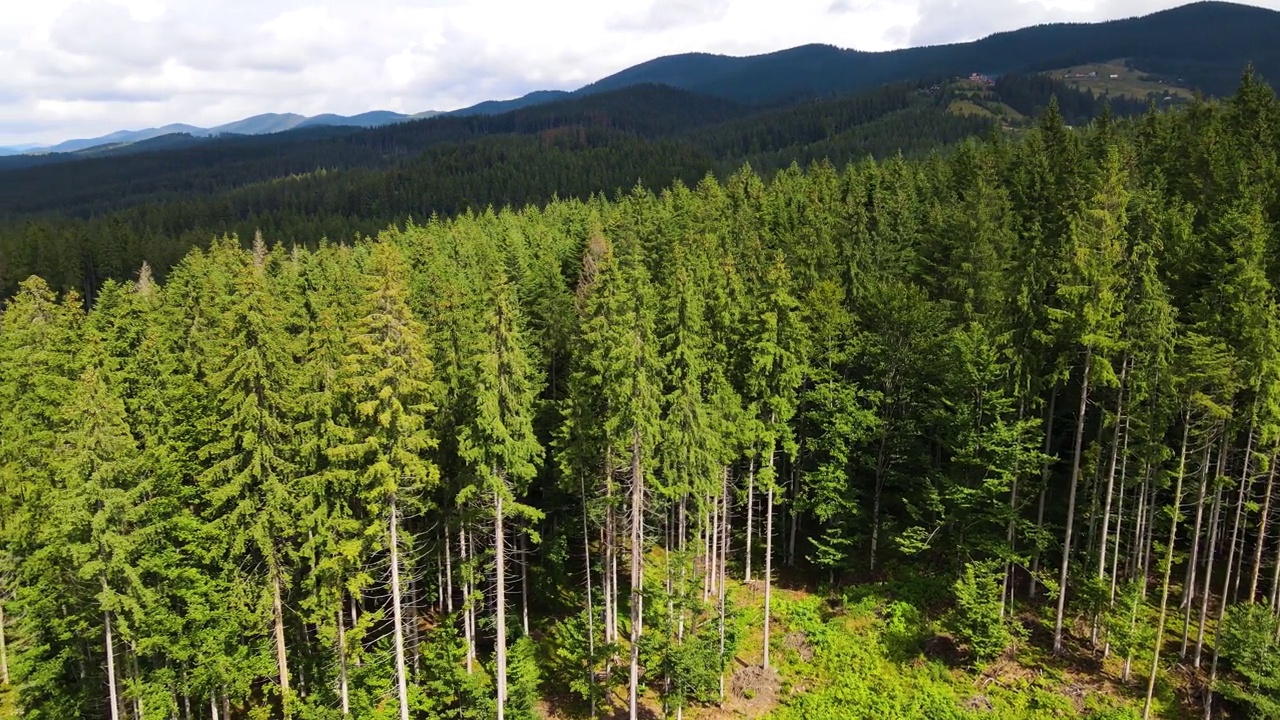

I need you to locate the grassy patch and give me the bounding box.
[1048,61,1196,102]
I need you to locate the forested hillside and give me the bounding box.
[0,74,1135,303]
[4,64,1280,720]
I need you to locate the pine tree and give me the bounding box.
[331,242,440,720]
[458,275,544,720]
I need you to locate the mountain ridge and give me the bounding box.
[12,1,1277,156]
[31,109,443,155]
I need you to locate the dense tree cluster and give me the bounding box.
[5,69,1280,719]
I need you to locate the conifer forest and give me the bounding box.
[9,70,1280,720]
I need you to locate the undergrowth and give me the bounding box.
[759,590,1170,720]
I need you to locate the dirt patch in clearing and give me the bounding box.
[964,694,995,712]
[784,631,815,662]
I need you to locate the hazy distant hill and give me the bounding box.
[29,110,435,156]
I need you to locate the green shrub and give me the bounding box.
[945,561,1016,666]
[1219,602,1280,718]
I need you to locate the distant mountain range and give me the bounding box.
[10,1,1280,159]
[26,110,442,155]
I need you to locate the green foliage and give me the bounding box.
[506,636,541,720]
[1219,602,1280,718]
[945,562,1019,666]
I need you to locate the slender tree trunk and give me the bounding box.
[271,561,291,719]
[0,591,9,686]
[628,429,645,720]
[521,533,531,636]
[131,642,143,720]
[1129,465,1149,584]
[390,497,411,720]
[1002,470,1018,618]
[787,461,800,568]
[1193,472,1223,669]
[1054,349,1092,655]
[337,598,350,716]
[211,696,219,720]
[1249,453,1277,602]
[764,430,778,670]
[1097,359,1129,590]
[706,494,719,602]
[460,525,474,674]
[467,529,478,669]
[744,456,756,582]
[445,523,455,614]
[495,489,508,720]
[719,466,730,705]
[764,482,775,670]
[1143,418,1191,720]
[221,685,230,720]
[1032,388,1057,598]
[1205,428,1256,715]
[104,588,121,720]
[1181,440,1216,658]
[183,693,191,720]
[580,474,598,720]
[871,432,889,574]
[1103,420,1131,659]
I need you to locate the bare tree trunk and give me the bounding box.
[1193,474,1223,668]
[460,525,474,674]
[718,467,730,705]
[495,490,508,720]
[706,495,719,602]
[182,692,191,720]
[1249,453,1277,602]
[1031,388,1057,598]
[131,642,143,720]
[211,696,219,720]
[871,431,889,574]
[221,686,231,720]
[1205,428,1256,715]
[390,497,411,720]
[445,523,455,614]
[1103,420,1132,659]
[787,462,800,568]
[1054,350,1092,655]
[520,533,531,636]
[337,598,350,716]
[744,456,756,582]
[104,585,121,720]
[1143,418,1191,720]
[580,474,598,720]
[628,429,645,720]
[1181,440,1216,658]
[467,529,479,670]
[764,482,776,670]
[0,591,9,686]
[271,562,291,719]
[1097,359,1130,591]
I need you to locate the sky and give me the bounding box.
[3,0,1278,146]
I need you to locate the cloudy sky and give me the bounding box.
[3,0,1278,146]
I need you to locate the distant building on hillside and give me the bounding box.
[968,72,995,86]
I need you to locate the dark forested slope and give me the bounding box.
[0,74,1129,299]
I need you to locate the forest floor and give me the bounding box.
[541,571,1205,720]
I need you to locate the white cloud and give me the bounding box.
[2,0,1279,145]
